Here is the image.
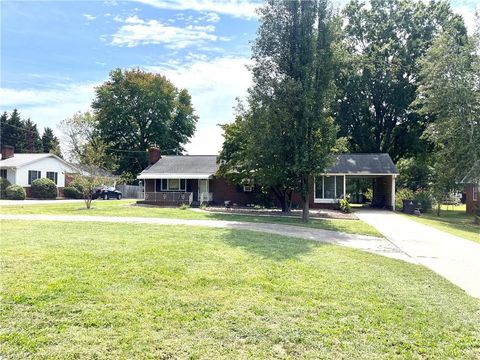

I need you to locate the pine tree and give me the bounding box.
[41,127,62,157]
[23,119,43,153]
[1,109,27,152]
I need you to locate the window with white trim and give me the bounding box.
[0,169,7,179]
[156,179,187,191]
[46,171,58,185]
[314,175,345,200]
[28,170,41,185]
[474,186,478,201]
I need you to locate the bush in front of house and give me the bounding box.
[5,184,26,200]
[63,186,83,199]
[31,178,57,199]
[0,178,11,199]
[339,198,352,213]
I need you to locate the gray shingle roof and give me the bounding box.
[138,155,219,179]
[138,153,398,178]
[326,154,398,175]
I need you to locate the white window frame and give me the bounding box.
[314,175,345,203]
[474,186,478,201]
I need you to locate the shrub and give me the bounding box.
[31,178,57,199]
[413,189,433,213]
[395,188,414,211]
[5,184,26,200]
[63,186,83,199]
[0,178,11,199]
[339,198,352,213]
[179,203,189,210]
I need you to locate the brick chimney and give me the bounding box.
[148,147,161,165]
[1,145,14,160]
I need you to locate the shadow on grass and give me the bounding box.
[219,228,323,261]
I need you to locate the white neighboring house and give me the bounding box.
[0,146,79,189]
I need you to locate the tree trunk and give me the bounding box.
[271,186,293,213]
[436,201,441,217]
[301,174,310,223]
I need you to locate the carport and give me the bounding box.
[313,154,399,210]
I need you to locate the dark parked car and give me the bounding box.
[92,186,122,200]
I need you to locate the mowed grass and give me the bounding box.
[0,200,382,237]
[1,221,479,358]
[402,205,480,243]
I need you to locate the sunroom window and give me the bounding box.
[314,175,345,201]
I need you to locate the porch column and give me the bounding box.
[343,175,346,199]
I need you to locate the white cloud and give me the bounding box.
[0,83,97,134]
[202,12,221,22]
[134,0,260,19]
[146,56,253,154]
[83,14,96,21]
[111,15,223,48]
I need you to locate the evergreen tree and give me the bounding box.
[1,109,27,152]
[41,127,62,157]
[23,119,43,153]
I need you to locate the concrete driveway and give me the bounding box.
[356,209,480,299]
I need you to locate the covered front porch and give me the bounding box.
[140,178,213,206]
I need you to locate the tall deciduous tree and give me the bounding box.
[92,68,197,177]
[335,0,466,162]
[219,0,338,221]
[416,26,480,215]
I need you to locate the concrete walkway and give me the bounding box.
[0,213,414,264]
[0,199,84,206]
[356,209,480,299]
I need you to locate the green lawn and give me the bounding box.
[0,200,382,237]
[401,205,480,244]
[1,221,479,358]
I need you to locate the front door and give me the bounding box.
[198,179,209,202]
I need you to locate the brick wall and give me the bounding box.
[465,184,480,214]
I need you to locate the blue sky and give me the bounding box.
[0,0,478,155]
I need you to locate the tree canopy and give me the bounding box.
[334,0,466,161]
[219,0,338,221]
[92,68,197,177]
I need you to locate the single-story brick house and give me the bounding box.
[0,145,79,197]
[464,184,479,214]
[138,148,399,210]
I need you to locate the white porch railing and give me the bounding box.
[144,192,193,205]
[199,192,213,203]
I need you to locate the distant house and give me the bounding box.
[462,161,480,214]
[137,148,399,210]
[0,145,79,196]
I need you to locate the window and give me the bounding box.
[0,169,6,179]
[474,186,478,201]
[46,171,58,185]
[243,185,253,192]
[157,179,187,192]
[314,175,345,201]
[28,170,41,185]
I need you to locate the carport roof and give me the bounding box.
[325,154,399,175]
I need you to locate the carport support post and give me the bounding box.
[391,175,396,211]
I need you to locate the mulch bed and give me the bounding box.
[202,206,357,220]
